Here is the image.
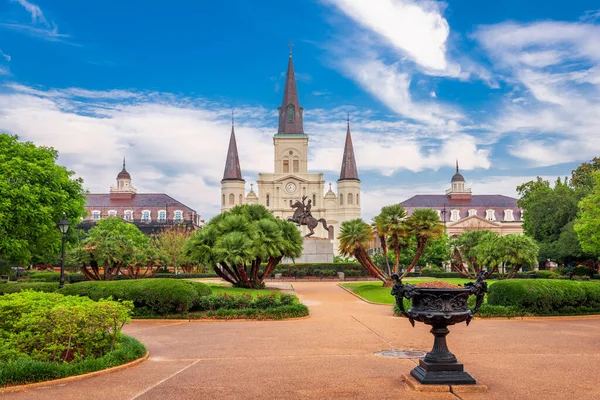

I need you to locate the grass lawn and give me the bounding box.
[341,278,498,305]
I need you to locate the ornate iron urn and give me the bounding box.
[391,271,488,385]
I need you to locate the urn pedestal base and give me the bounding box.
[411,359,476,385]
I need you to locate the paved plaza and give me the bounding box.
[5,282,600,400]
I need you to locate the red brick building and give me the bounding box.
[82,160,202,233]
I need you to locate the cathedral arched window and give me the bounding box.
[293,159,299,173]
[348,193,353,205]
[283,159,290,173]
[356,194,360,205]
[340,195,343,205]
[239,194,243,204]
[158,210,166,222]
[222,194,225,206]
[287,104,295,122]
[229,194,234,205]
[266,194,270,207]
[312,194,316,206]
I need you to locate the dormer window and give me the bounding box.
[468,209,477,217]
[108,210,117,217]
[486,209,496,221]
[142,210,151,222]
[287,104,295,122]
[450,209,460,222]
[124,210,133,221]
[504,209,514,221]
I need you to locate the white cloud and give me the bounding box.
[474,21,600,166]
[429,91,436,98]
[341,58,462,125]
[11,0,46,24]
[324,0,450,71]
[0,50,11,62]
[0,84,492,219]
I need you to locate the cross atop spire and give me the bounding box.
[288,40,293,56]
[277,46,304,134]
[222,123,244,182]
[456,159,459,173]
[123,157,126,170]
[339,116,359,181]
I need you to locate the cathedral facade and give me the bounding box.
[220,51,361,247]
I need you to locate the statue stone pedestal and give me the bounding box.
[283,237,334,264]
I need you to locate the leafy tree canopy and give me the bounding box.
[574,172,600,257]
[0,134,86,265]
[571,157,600,189]
[186,204,303,288]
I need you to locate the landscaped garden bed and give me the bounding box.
[341,278,600,318]
[0,291,146,387]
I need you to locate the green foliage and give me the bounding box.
[0,291,132,363]
[375,204,408,274]
[487,280,600,315]
[475,233,539,279]
[195,304,309,320]
[185,281,212,297]
[0,335,145,386]
[338,219,388,283]
[571,157,600,189]
[574,171,600,257]
[0,134,86,265]
[402,208,445,277]
[0,282,58,294]
[59,279,201,316]
[195,292,295,311]
[151,225,195,274]
[186,204,303,288]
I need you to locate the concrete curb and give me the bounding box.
[0,351,150,393]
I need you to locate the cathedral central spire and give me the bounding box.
[278,46,304,134]
[222,120,244,181]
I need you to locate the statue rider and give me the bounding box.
[298,196,313,225]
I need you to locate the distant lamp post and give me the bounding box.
[58,213,70,289]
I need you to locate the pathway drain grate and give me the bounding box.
[373,350,426,359]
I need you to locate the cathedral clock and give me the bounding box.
[285,182,297,194]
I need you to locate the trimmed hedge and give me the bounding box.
[488,280,600,315]
[150,273,219,279]
[0,282,58,294]
[194,304,309,320]
[194,293,295,311]
[59,279,212,316]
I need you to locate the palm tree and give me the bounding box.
[371,214,391,276]
[477,234,539,279]
[450,230,498,278]
[377,204,409,274]
[186,204,302,288]
[338,219,389,285]
[401,208,444,278]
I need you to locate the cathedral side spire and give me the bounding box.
[339,116,359,181]
[278,44,304,134]
[222,121,244,181]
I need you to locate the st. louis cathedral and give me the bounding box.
[220,50,361,246]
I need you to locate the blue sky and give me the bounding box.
[1,0,599,220]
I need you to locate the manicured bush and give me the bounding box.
[488,279,600,315]
[0,291,133,363]
[59,279,201,316]
[25,272,62,282]
[195,292,297,312]
[420,271,463,278]
[0,335,145,386]
[185,281,212,297]
[0,282,58,294]
[196,304,309,320]
[150,273,219,279]
[572,266,594,277]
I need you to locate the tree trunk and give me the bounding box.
[401,238,426,279]
[379,235,391,276]
[260,256,282,281]
[394,243,400,274]
[451,247,474,278]
[353,248,388,284]
[213,263,236,285]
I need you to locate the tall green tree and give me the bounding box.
[574,172,600,258]
[73,217,161,280]
[371,214,391,276]
[571,157,600,189]
[402,209,444,278]
[450,230,498,278]
[377,204,408,274]
[0,134,86,266]
[152,225,195,274]
[476,234,539,279]
[338,218,389,285]
[186,204,302,289]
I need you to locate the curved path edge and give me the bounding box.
[0,351,150,394]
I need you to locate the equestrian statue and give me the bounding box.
[288,196,332,238]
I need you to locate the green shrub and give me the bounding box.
[593,274,600,280]
[488,280,600,315]
[185,281,212,297]
[0,291,132,363]
[25,272,62,282]
[196,304,309,320]
[0,335,145,386]
[533,270,555,279]
[59,279,199,316]
[0,282,58,294]
[195,292,297,311]
[572,266,594,277]
[150,273,219,279]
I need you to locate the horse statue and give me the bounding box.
[288,198,332,238]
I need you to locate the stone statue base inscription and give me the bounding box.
[283,237,334,264]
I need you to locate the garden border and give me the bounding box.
[0,351,149,393]
[337,283,391,306]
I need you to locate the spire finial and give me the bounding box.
[329,182,332,191]
[250,183,254,192]
[288,40,293,56]
[232,110,235,127]
[456,159,459,173]
[123,157,126,170]
[347,112,350,128]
